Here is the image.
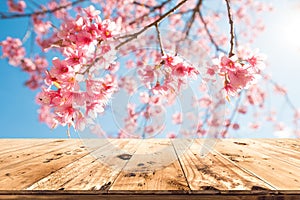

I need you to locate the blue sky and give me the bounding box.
[0,1,299,138]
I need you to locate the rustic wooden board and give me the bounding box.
[0,139,86,189]
[0,139,57,155]
[247,139,300,167]
[251,138,300,152]
[0,139,82,172]
[0,191,300,200]
[27,139,141,190]
[0,138,300,199]
[110,139,189,191]
[213,139,300,190]
[172,139,274,191]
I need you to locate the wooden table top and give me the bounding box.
[0,138,299,199]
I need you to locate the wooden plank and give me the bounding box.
[0,139,57,154]
[0,191,300,200]
[251,139,300,152]
[27,139,141,190]
[213,139,300,190]
[0,139,83,171]
[0,139,88,190]
[172,139,274,191]
[110,139,189,191]
[247,139,300,167]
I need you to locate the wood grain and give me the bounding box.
[0,191,300,200]
[110,139,189,191]
[213,139,300,190]
[248,139,300,167]
[172,139,274,191]
[0,139,86,189]
[0,138,299,199]
[251,139,300,152]
[0,139,56,154]
[27,139,141,190]
[0,139,81,171]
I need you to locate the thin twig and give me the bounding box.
[115,0,188,50]
[268,78,297,111]
[223,91,243,136]
[27,0,43,10]
[197,9,227,54]
[183,0,202,38]
[0,0,86,19]
[129,0,171,26]
[22,20,32,43]
[225,0,235,57]
[155,24,164,56]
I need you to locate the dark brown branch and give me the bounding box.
[183,0,202,38]
[197,9,227,54]
[115,0,188,50]
[129,0,171,26]
[0,0,86,20]
[225,0,235,57]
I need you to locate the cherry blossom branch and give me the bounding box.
[155,24,164,56]
[129,0,172,26]
[115,0,188,50]
[268,78,297,111]
[223,91,243,135]
[225,0,235,57]
[27,0,43,10]
[132,0,170,9]
[197,9,227,54]
[175,9,194,15]
[0,0,86,19]
[183,0,202,38]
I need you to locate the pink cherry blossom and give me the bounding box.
[249,122,260,130]
[2,0,298,140]
[167,132,177,138]
[7,0,26,13]
[274,122,285,131]
[38,105,57,129]
[274,84,287,95]
[0,37,25,66]
[237,106,247,114]
[32,16,52,35]
[232,123,240,130]
[172,112,182,124]
[216,48,265,96]
[294,110,300,121]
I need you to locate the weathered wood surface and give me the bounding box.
[0,139,299,199]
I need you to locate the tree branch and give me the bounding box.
[115,0,188,50]
[0,0,86,20]
[223,91,243,136]
[225,0,235,57]
[268,78,297,111]
[197,9,227,54]
[155,24,164,56]
[183,0,202,38]
[129,0,171,26]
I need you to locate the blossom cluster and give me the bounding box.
[211,49,265,96]
[116,53,199,138]
[138,54,199,96]
[0,37,48,89]
[7,0,26,13]
[2,0,298,139]
[36,5,120,130]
